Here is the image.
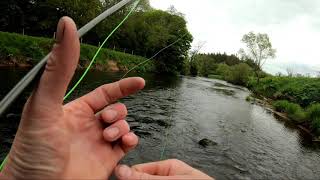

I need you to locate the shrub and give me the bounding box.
[273,100,306,123]
[306,104,320,132]
[225,63,252,86]
[216,63,231,77]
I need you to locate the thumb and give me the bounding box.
[34,17,80,107]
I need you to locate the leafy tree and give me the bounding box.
[115,10,193,74]
[226,63,252,85]
[239,32,276,82]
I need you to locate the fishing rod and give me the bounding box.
[0,0,135,117]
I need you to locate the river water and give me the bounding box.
[0,67,320,179]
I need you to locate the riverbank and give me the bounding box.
[0,31,155,73]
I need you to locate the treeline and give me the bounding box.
[189,53,262,85]
[0,0,193,74]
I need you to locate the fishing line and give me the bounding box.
[1,0,187,170]
[0,0,135,117]
[0,0,139,172]
[121,33,188,79]
[64,0,140,100]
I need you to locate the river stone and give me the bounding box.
[198,138,218,147]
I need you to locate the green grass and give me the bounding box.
[306,104,320,133]
[273,100,306,123]
[249,76,320,108]
[0,31,155,72]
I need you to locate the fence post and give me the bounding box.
[22,28,25,36]
[53,32,56,39]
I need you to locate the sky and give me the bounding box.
[149,0,320,76]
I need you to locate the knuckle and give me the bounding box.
[167,159,183,164]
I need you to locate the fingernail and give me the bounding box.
[56,17,66,43]
[106,110,118,120]
[118,165,132,178]
[105,127,119,139]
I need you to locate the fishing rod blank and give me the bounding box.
[0,0,134,117]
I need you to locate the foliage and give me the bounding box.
[273,100,306,123]
[0,31,154,72]
[239,32,276,82]
[248,76,320,107]
[0,1,192,75]
[225,63,252,86]
[117,10,193,74]
[306,104,320,132]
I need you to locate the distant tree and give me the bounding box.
[238,32,276,83]
[189,41,206,76]
[286,68,294,77]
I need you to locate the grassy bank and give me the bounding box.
[0,31,155,72]
[248,77,320,136]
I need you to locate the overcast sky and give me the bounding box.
[149,0,320,75]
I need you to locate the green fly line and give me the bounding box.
[0,0,140,172]
[0,0,188,171]
[64,0,141,100]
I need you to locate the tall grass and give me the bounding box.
[273,100,306,123]
[306,104,320,133]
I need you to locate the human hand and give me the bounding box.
[0,17,144,179]
[115,159,214,180]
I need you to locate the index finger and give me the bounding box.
[77,77,145,113]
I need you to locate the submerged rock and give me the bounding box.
[198,138,218,147]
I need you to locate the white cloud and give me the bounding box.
[150,0,320,75]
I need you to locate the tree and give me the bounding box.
[189,41,206,76]
[238,32,276,82]
[286,68,294,77]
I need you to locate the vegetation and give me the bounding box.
[238,32,276,83]
[0,0,192,75]
[248,76,320,108]
[0,31,154,72]
[273,100,306,123]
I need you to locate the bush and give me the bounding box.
[273,100,306,123]
[306,104,320,132]
[225,63,252,86]
[215,63,231,77]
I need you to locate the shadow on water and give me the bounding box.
[1,67,320,179]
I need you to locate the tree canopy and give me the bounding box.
[0,0,193,74]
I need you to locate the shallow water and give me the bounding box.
[1,67,320,179]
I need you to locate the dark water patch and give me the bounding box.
[210,87,236,97]
[199,138,218,147]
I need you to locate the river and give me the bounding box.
[0,67,320,179]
